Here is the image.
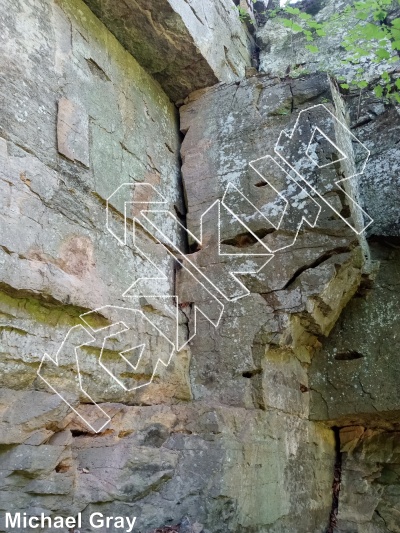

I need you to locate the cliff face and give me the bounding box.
[0,0,399,532]
[257,0,400,239]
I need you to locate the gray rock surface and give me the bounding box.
[337,426,400,533]
[0,0,399,531]
[0,392,336,533]
[346,94,400,237]
[82,0,254,102]
[310,240,400,423]
[177,72,369,530]
[257,0,400,237]
[0,0,190,410]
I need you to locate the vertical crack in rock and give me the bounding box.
[2,0,400,528]
[247,327,267,410]
[327,426,342,533]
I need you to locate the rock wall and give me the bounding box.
[255,1,400,531]
[81,0,255,102]
[0,0,191,405]
[0,0,399,532]
[257,0,400,237]
[176,70,371,532]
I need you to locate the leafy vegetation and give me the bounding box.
[234,0,400,102]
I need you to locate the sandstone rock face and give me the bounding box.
[0,0,398,531]
[346,95,400,237]
[0,0,191,409]
[337,427,400,533]
[310,241,400,422]
[82,0,254,102]
[308,238,400,531]
[257,0,400,237]
[0,391,336,533]
[254,4,400,529]
[177,72,371,530]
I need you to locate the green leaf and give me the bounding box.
[376,48,391,59]
[362,23,388,40]
[396,78,400,90]
[291,23,304,33]
[285,6,301,14]
[391,28,400,40]
[306,44,319,53]
[393,92,400,103]
[374,85,384,97]
[316,29,327,36]
[392,40,400,50]
[299,12,312,20]
[281,19,303,32]
[391,18,400,28]
[373,10,387,21]
[340,83,350,89]
[307,20,323,29]
[357,80,368,88]
[381,71,390,82]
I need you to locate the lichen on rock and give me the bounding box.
[0,0,399,531]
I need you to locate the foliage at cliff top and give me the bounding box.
[237,0,400,102]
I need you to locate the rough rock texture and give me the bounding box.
[0,0,399,531]
[0,391,335,533]
[179,72,366,395]
[310,240,400,423]
[177,72,370,530]
[0,0,192,409]
[345,94,400,237]
[337,426,400,533]
[257,0,400,237]
[308,240,400,532]
[252,3,400,529]
[82,0,254,102]
[257,0,400,84]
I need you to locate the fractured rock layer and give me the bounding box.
[0,0,398,531]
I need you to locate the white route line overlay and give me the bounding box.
[274,103,373,235]
[37,103,374,431]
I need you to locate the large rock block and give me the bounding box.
[336,427,400,533]
[0,0,189,406]
[178,72,367,407]
[346,96,400,237]
[82,0,254,102]
[0,394,336,533]
[309,240,400,423]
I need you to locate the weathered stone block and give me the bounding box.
[337,428,400,532]
[309,241,400,423]
[82,0,254,102]
[178,72,365,408]
[57,97,90,166]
